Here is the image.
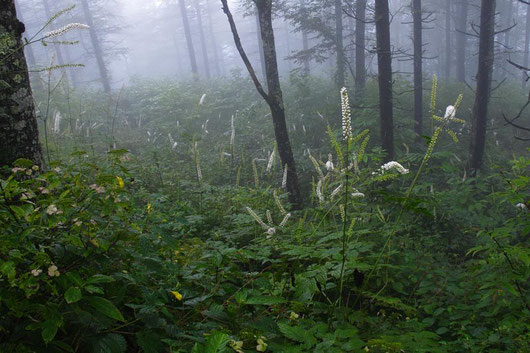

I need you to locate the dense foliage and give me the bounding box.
[1,75,529,353]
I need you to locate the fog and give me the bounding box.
[14,0,529,90]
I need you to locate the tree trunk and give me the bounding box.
[445,0,452,79]
[335,0,345,87]
[456,0,468,82]
[503,0,513,50]
[179,0,199,78]
[355,0,367,96]
[469,0,496,174]
[412,0,423,138]
[206,0,222,76]
[523,6,530,89]
[80,0,111,93]
[220,0,302,208]
[301,0,310,75]
[0,0,44,167]
[375,0,394,161]
[256,12,267,80]
[257,0,301,207]
[195,0,211,79]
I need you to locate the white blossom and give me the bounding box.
[444,105,456,120]
[377,161,409,175]
[341,87,352,140]
[516,203,528,211]
[42,23,89,39]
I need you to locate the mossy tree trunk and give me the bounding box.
[0,0,44,168]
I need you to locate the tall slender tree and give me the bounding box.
[255,12,267,80]
[523,4,530,87]
[300,0,310,75]
[444,0,452,78]
[0,0,43,167]
[375,0,394,160]
[355,0,367,96]
[206,0,222,76]
[179,0,199,78]
[412,0,423,138]
[456,0,468,82]
[194,0,211,79]
[221,0,302,208]
[80,0,111,93]
[335,0,345,87]
[469,0,496,174]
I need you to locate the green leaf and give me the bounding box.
[0,261,16,281]
[191,343,204,353]
[245,296,286,305]
[278,323,317,347]
[204,332,229,353]
[86,274,115,284]
[42,320,59,344]
[86,296,125,322]
[65,287,82,304]
[91,334,127,353]
[84,285,105,294]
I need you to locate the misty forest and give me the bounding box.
[1,0,529,351]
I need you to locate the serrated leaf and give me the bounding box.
[92,334,127,353]
[278,323,317,347]
[204,332,229,353]
[65,287,82,304]
[86,296,125,322]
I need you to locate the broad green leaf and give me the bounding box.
[91,334,127,353]
[42,320,59,344]
[86,274,115,284]
[86,296,125,322]
[204,332,229,353]
[65,287,82,304]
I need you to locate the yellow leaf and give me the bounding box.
[116,176,124,188]
[147,203,152,214]
[170,291,183,301]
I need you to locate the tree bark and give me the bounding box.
[255,12,267,80]
[445,0,452,79]
[80,0,111,93]
[375,0,394,161]
[195,0,211,79]
[523,6,530,89]
[456,0,468,82]
[355,0,367,96]
[335,0,345,87]
[220,0,302,208]
[0,0,44,167]
[412,0,423,138]
[469,0,496,174]
[179,0,199,78]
